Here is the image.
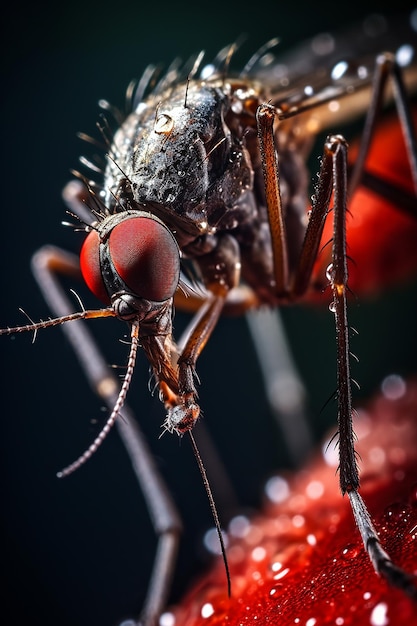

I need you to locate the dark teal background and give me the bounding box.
[1,2,417,625]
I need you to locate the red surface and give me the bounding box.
[167,378,417,625]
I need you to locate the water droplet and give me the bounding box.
[273,566,290,580]
[328,300,336,313]
[341,543,359,561]
[326,263,334,281]
[306,619,317,626]
[384,502,411,523]
[271,561,283,572]
[269,583,285,596]
[154,113,174,134]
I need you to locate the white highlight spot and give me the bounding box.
[265,476,290,503]
[203,527,228,555]
[229,515,251,538]
[331,61,348,80]
[274,567,290,580]
[322,435,339,467]
[328,100,340,113]
[306,480,324,500]
[381,374,406,400]
[370,602,389,626]
[292,514,305,528]
[396,44,414,67]
[201,603,215,619]
[159,613,176,626]
[252,546,267,562]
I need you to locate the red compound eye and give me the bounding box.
[108,216,180,302]
[80,229,110,304]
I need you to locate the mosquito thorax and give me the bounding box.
[103,79,257,241]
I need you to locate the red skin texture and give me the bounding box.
[167,378,417,625]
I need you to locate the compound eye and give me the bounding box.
[109,216,180,302]
[80,230,110,304]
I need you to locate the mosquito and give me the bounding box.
[2,10,417,626]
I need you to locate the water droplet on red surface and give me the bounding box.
[384,502,411,522]
[341,543,360,561]
[169,378,417,625]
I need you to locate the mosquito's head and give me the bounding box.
[80,210,181,320]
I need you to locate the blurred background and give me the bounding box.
[1,2,417,625]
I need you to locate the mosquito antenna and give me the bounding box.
[57,321,140,478]
[0,308,115,337]
[187,429,231,598]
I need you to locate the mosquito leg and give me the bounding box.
[348,52,417,199]
[164,233,240,434]
[327,135,359,495]
[256,103,289,296]
[349,490,417,599]
[31,245,182,626]
[164,294,226,434]
[327,134,417,599]
[291,140,334,297]
[246,308,312,467]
